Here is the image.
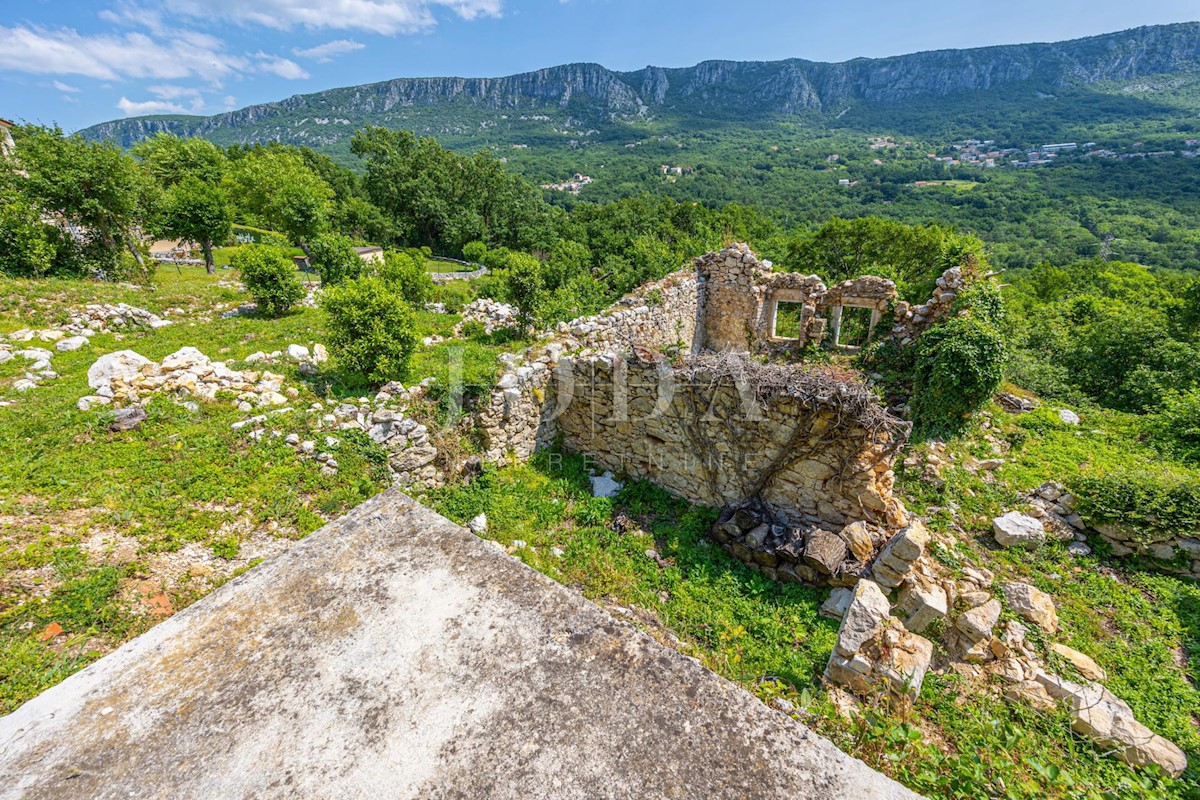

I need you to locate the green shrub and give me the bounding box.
[1150,388,1200,464]
[231,245,305,317]
[462,240,487,263]
[308,233,362,286]
[0,198,57,277]
[321,276,417,385]
[376,250,433,306]
[501,252,544,325]
[910,314,1006,435]
[1072,466,1200,543]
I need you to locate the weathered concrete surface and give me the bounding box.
[0,490,921,800]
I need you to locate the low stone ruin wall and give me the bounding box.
[553,353,908,529]
[476,268,707,461]
[552,267,705,354]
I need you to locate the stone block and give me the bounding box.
[956,599,1001,643]
[833,580,891,658]
[1001,582,1058,633]
[896,582,947,633]
[837,521,875,563]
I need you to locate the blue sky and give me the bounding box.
[1,0,1197,131]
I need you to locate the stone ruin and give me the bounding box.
[466,243,1188,776]
[474,242,969,584]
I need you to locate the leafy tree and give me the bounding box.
[785,217,985,300]
[321,276,418,385]
[308,233,362,286]
[462,240,488,264]
[0,197,58,278]
[10,125,148,277]
[351,126,559,255]
[375,250,433,306]
[226,149,333,253]
[152,176,232,273]
[231,246,304,316]
[132,133,227,187]
[501,252,544,326]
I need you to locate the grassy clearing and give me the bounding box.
[0,264,526,713]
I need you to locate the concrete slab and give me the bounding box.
[0,490,921,799]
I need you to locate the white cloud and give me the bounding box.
[117,96,189,116]
[223,95,237,110]
[165,0,502,35]
[293,39,365,62]
[254,54,310,80]
[53,80,81,93]
[0,24,245,82]
[147,84,200,99]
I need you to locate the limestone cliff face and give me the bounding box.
[81,22,1200,146]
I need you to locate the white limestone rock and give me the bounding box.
[87,350,153,390]
[1001,582,1058,633]
[992,511,1046,549]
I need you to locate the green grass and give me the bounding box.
[3,266,1198,799]
[0,264,531,714]
[423,258,477,273]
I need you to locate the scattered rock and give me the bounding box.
[992,511,1046,550]
[468,513,488,534]
[819,587,854,620]
[896,581,948,633]
[108,406,148,432]
[87,350,153,391]
[1058,409,1080,425]
[1001,582,1058,633]
[56,336,88,352]
[1034,670,1186,777]
[826,580,933,699]
[956,599,1001,643]
[1050,643,1106,682]
[590,472,623,498]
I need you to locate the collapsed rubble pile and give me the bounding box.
[80,347,297,412]
[63,303,172,335]
[820,505,1188,777]
[0,343,59,396]
[230,383,442,490]
[458,298,522,335]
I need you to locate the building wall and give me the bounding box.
[553,355,907,530]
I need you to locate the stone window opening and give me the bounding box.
[769,299,807,341]
[828,304,881,352]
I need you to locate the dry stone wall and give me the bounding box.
[553,267,705,354]
[551,354,906,529]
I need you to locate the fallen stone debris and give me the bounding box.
[63,303,172,335]
[458,298,523,335]
[81,346,296,411]
[819,522,1188,777]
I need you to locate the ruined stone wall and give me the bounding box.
[477,268,705,462]
[554,267,705,354]
[696,244,766,352]
[887,265,970,345]
[552,354,907,530]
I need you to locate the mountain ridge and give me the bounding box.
[81,22,1200,148]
